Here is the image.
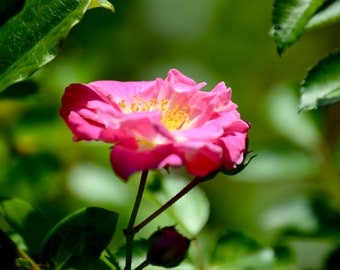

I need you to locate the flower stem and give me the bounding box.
[124,170,149,270]
[133,176,202,234]
[134,259,150,270]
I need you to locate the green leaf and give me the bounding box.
[260,196,318,236]
[212,231,261,263]
[146,173,210,237]
[0,197,50,255]
[299,51,340,111]
[272,0,326,54]
[265,84,321,150]
[40,207,119,269]
[211,230,274,269]
[0,0,114,93]
[306,0,340,30]
[89,0,115,10]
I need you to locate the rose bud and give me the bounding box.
[147,226,190,268]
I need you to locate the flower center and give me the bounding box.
[117,95,189,130]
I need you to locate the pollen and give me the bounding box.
[162,104,189,130]
[117,95,189,130]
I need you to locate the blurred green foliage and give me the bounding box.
[1,0,340,269]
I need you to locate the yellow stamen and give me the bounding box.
[117,96,188,130]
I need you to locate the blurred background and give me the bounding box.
[1,0,340,268]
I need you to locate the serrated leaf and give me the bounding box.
[0,197,50,255]
[299,51,340,111]
[0,0,114,93]
[272,0,326,54]
[40,207,119,269]
[306,0,340,30]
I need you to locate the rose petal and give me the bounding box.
[110,144,174,181]
[176,141,223,176]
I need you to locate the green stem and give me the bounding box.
[133,176,202,234]
[124,170,149,270]
[134,259,150,270]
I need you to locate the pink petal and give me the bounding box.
[174,141,223,176]
[158,154,183,168]
[60,83,124,143]
[89,80,158,103]
[110,144,174,181]
[166,69,207,93]
[219,133,249,169]
[119,112,174,147]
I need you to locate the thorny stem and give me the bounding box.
[133,176,202,234]
[124,170,149,270]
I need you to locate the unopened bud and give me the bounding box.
[147,226,190,268]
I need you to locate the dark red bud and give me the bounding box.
[147,226,190,268]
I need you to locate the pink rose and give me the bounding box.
[60,69,250,181]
